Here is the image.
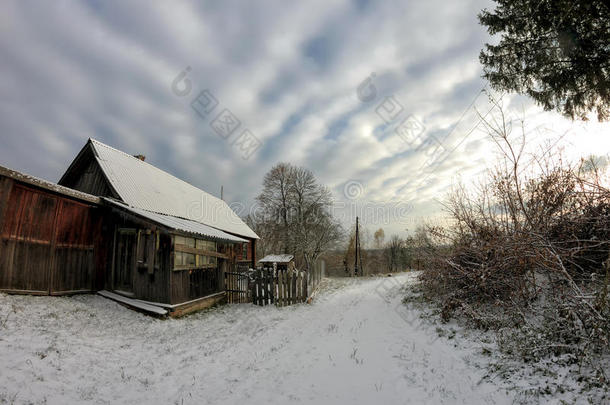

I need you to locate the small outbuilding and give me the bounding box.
[258,254,295,271]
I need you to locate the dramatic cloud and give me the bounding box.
[1,0,608,237]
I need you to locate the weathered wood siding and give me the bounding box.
[0,175,14,232]
[170,267,223,304]
[169,238,231,305]
[0,180,100,294]
[52,198,100,294]
[103,210,172,304]
[132,232,172,303]
[69,159,115,197]
[58,143,117,198]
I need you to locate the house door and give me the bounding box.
[114,228,137,294]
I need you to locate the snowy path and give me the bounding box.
[0,273,514,404]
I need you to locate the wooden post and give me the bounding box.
[283,270,287,307]
[276,270,281,307]
[251,270,257,305]
[297,271,301,302]
[300,271,305,302]
[272,269,276,304]
[301,271,305,302]
[262,269,266,305]
[268,268,273,305]
[284,270,288,306]
[257,269,262,306]
[240,273,245,303]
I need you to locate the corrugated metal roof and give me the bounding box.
[105,199,248,243]
[90,139,258,239]
[259,254,294,263]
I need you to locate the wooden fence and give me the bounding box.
[225,271,250,303]
[308,259,324,296]
[224,259,326,307]
[250,268,308,306]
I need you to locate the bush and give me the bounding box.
[419,105,610,378]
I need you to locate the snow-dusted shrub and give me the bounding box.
[419,104,610,380]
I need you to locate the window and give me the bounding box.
[196,239,216,252]
[175,235,195,248]
[173,235,218,271]
[242,243,248,259]
[175,251,196,266]
[135,230,160,274]
[137,230,151,267]
[196,254,217,266]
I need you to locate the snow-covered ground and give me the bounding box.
[0,273,516,404]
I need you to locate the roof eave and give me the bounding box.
[102,198,248,243]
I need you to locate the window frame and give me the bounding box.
[172,234,227,271]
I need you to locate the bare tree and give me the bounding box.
[385,235,403,273]
[256,162,343,271]
[374,228,385,249]
[256,163,293,254]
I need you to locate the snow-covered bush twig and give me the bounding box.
[418,98,610,384]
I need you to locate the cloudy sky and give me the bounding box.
[1,0,608,237]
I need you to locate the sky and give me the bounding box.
[1,0,608,238]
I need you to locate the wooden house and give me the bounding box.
[0,138,259,316]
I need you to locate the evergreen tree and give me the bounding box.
[479,0,610,121]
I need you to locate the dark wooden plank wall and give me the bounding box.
[169,242,235,305]
[1,183,59,293]
[94,214,111,291]
[0,175,14,231]
[68,159,115,198]
[132,232,172,303]
[170,266,223,304]
[52,198,98,294]
[103,211,172,304]
[0,181,100,294]
[58,143,117,199]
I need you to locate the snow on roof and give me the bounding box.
[89,139,258,239]
[105,199,248,243]
[0,164,100,204]
[259,254,294,263]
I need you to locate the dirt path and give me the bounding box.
[0,273,513,404]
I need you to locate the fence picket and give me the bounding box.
[292,271,296,304]
[288,271,292,305]
[269,270,274,305]
[279,270,284,307]
[252,269,259,306]
[300,271,304,302]
[231,260,324,307]
[296,271,300,303]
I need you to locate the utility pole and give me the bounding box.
[220,185,224,201]
[354,216,359,276]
